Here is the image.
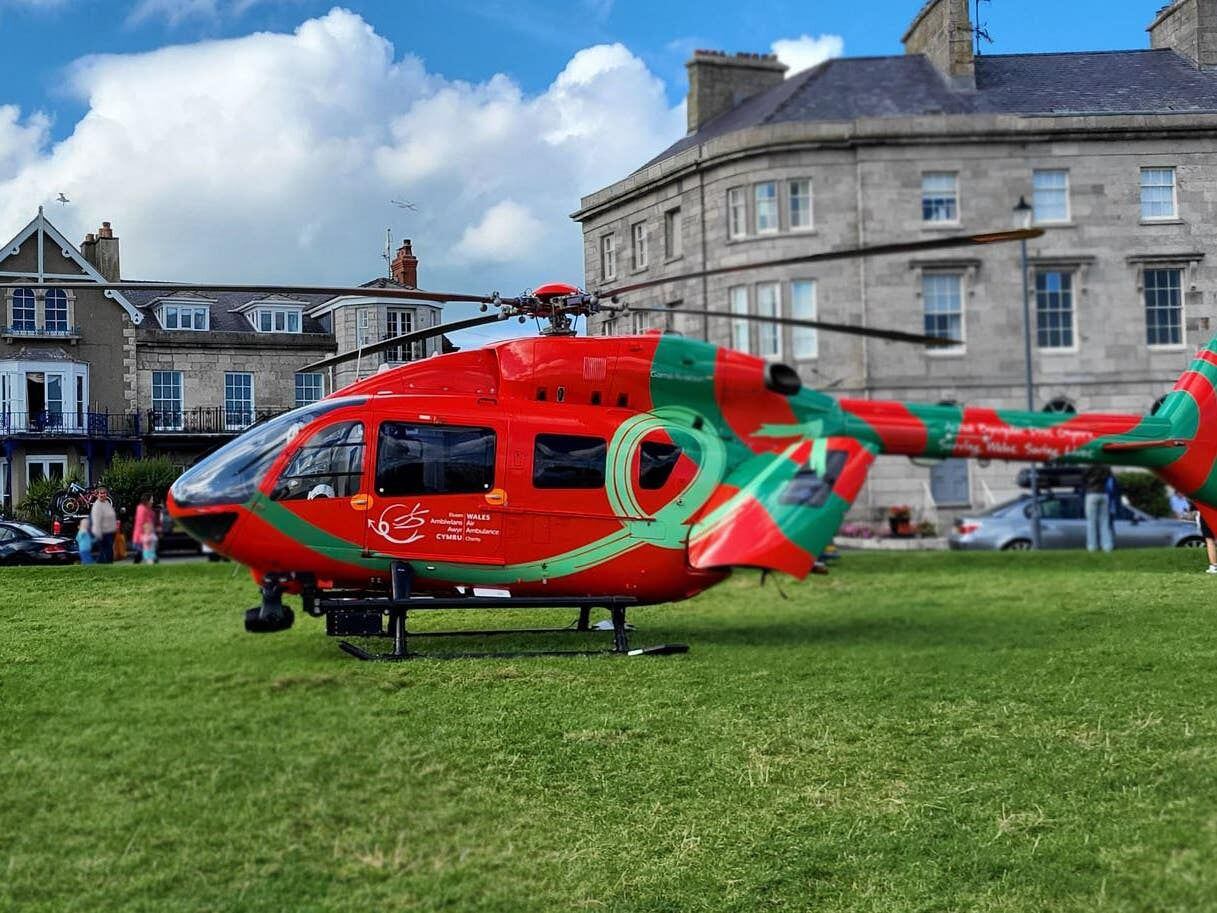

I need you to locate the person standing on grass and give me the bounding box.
[131,492,155,564]
[89,486,117,564]
[1083,464,1114,552]
[140,513,159,565]
[1194,507,1217,575]
[76,517,94,565]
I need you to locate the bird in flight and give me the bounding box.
[390,199,417,211]
[56,193,70,205]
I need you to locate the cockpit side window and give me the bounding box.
[271,421,365,501]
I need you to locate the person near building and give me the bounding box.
[131,493,156,564]
[89,487,118,564]
[140,514,159,565]
[76,517,95,565]
[1083,465,1115,552]
[1170,487,1191,518]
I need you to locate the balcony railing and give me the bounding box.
[2,324,82,340]
[147,406,288,435]
[0,410,140,438]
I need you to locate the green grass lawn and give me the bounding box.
[2,549,1217,912]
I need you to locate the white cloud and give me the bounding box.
[128,0,220,26]
[0,8,685,325]
[455,200,545,264]
[771,33,845,76]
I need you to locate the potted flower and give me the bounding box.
[887,505,913,537]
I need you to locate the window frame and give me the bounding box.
[10,288,35,333]
[788,179,814,232]
[630,221,648,272]
[295,372,325,407]
[728,285,750,354]
[151,370,183,431]
[664,207,683,260]
[1032,169,1071,225]
[921,171,960,225]
[727,187,748,239]
[1143,266,1185,350]
[223,372,255,431]
[755,281,782,359]
[921,271,966,354]
[754,182,779,235]
[532,433,608,490]
[271,420,366,502]
[374,422,498,497]
[250,305,303,334]
[1140,166,1178,222]
[600,233,617,282]
[44,288,70,334]
[790,279,818,360]
[1033,269,1078,353]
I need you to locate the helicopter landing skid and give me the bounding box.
[319,562,688,661]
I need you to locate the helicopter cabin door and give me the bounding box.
[364,414,507,566]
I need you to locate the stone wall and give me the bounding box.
[685,51,786,134]
[901,0,974,85]
[1150,0,1217,68]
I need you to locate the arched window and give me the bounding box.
[1043,396,1076,415]
[11,288,35,332]
[44,289,68,333]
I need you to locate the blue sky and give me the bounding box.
[3,0,1161,144]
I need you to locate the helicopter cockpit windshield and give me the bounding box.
[170,397,367,508]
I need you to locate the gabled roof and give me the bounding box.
[0,208,142,323]
[643,48,1217,169]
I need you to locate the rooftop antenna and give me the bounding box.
[973,0,993,55]
[382,227,392,278]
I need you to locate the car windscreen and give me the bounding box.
[170,398,366,508]
[4,522,47,538]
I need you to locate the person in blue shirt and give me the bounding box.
[76,517,95,565]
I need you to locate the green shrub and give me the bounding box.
[1117,470,1170,518]
[98,457,180,517]
[16,474,83,525]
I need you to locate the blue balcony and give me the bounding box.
[2,324,82,342]
[0,410,140,439]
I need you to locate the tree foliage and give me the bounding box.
[1117,470,1171,518]
[98,457,180,518]
[16,474,84,525]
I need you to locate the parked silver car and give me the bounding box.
[949,492,1204,551]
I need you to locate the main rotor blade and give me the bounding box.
[301,312,507,372]
[598,228,1045,298]
[0,280,496,305]
[618,306,955,347]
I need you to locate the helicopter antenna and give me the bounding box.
[973,0,993,55]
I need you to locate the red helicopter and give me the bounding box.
[19,227,1216,659]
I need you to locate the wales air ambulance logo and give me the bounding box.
[369,503,429,545]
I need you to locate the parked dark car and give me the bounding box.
[949,491,1204,551]
[0,521,79,565]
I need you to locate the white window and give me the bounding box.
[665,208,682,259]
[1035,271,1075,349]
[151,370,183,431]
[44,289,69,333]
[729,286,750,353]
[631,222,648,271]
[727,188,747,239]
[251,307,302,333]
[160,304,209,331]
[385,309,415,362]
[295,372,324,406]
[755,183,778,234]
[1144,268,1183,347]
[1033,170,1070,223]
[11,288,35,332]
[1140,167,1177,221]
[600,234,617,281]
[921,172,959,223]
[630,311,647,334]
[791,279,817,359]
[756,282,781,358]
[789,180,813,231]
[922,273,964,349]
[224,372,254,430]
[26,455,66,486]
[356,309,371,347]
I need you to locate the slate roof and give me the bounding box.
[645,49,1217,168]
[124,289,333,335]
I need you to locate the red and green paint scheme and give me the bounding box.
[168,331,1217,603]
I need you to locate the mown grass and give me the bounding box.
[2,549,1216,912]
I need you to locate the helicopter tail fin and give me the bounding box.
[687,437,877,579]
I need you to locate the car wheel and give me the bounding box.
[1177,536,1206,548]
[1002,539,1034,551]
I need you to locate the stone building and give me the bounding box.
[573,0,1217,520]
[0,211,443,511]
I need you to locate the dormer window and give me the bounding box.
[252,306,302,333]
[159,304,210,331]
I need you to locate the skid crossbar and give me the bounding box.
[320,562,687,660]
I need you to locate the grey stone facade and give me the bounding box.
[574,0,1217,522]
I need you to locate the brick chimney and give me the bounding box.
[81,222,120,281]
[1150,0,1217,68]
[902,0,975,89]
[390,239,418,288]
[685,50,787,134]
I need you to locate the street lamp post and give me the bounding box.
[1014,195,1042,549]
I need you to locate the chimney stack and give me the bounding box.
[82,221,120,281]
[390,239,418,288]
[902,0,975,89]
[1149,0,1217,69]
[685,50,787,134]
